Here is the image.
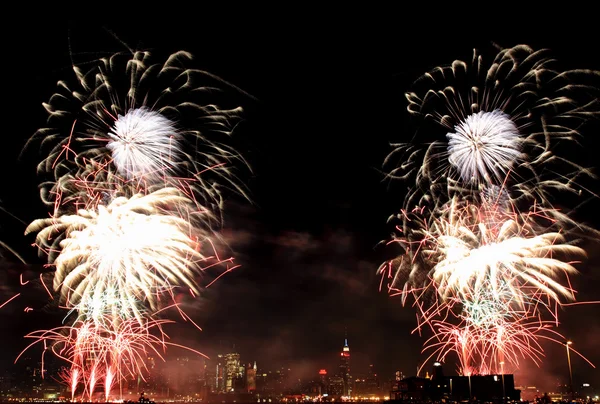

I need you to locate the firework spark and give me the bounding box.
[428,201,583,306]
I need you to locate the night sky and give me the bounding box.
[1,17,599,393]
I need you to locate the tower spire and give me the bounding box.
[340,327,351,397]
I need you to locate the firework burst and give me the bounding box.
[380,198,583,316]
[23,50,253,222]
[14,42,254,399]
[384,44,600,215]
[25,187,229,325]
[378,193,591,374]
[420,280,596,376]
[446,110,523,184]
[380,46,599,375]
[16,313,206,401]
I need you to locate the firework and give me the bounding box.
[384,44,599,214]
[25,187,229,325]
[15,43,254,399]
[378,194,591,374]
[23,50,253,221]
[428,201,582,306]
[420,281,595,376]
[379,44,600,374]
[17,313,206,401]
[422,281,548,375]
[422,311,555,376]
[446,110,522,184]
[380,198,583,315]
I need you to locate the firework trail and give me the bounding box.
[0,202,27,264]
[23,50,253,223]
[0,202,46,315]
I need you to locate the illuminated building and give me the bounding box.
[308,369,327,396]
[215,354,225,393]
[253,367,291,395]
[273,367,292,394]
[233,363,246,392]
[319,369,328,390]
[204,365,215,390]
[328,375,344,397]
[431,361,444,380]
[338,336,352,396]
[246,362,257,392]
[224,352,242,392]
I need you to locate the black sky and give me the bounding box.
[1,16,600,392]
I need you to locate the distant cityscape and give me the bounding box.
[1,337,381,402]
[0,337,598,402]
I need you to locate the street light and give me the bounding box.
[500,361,506,402]
[566,341,574,401]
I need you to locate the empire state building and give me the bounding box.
[339,337,351,396]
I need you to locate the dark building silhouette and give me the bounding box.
[390,363,520,402]
[354,364,381,397]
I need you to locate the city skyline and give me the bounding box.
[2,337,596,401]
[1,16,599,397]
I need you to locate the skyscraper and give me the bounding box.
[365,364,380,396]
[215,354,225,393]
[246,362,257,392]
[224,352,242,392]
[338,336,351,396]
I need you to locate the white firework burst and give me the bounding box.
[379,197,584,311]
[106,107,181,181]
[25,188,222,323]
[447,110,523,184]
[430,219,581,305]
